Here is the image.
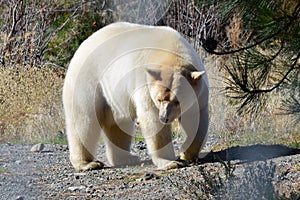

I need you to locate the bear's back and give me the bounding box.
[66,22,189,81]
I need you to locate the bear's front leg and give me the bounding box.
[102,123,140,167]
[139,118,186,170]
[179,106,209,161]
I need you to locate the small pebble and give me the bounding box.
[139,173,160,181]
[86,185,95,193]
[74,172,86,179]
[68,186,86,192]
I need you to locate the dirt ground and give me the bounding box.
[0,137,299,200]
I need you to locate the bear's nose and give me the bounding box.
[159,116,169,123]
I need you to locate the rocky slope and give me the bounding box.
[0,136,299,200]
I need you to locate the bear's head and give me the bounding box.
[146,65,205,124]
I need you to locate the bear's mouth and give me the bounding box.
[159,115,175,124]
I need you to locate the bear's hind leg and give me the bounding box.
[67,119,104,171]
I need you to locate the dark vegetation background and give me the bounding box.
[0,0,299,148]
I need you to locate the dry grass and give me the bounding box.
[0,66,65,143]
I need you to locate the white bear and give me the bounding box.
[63,22,209,171]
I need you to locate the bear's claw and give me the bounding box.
[77,161,105,171]
[158,159,189,170]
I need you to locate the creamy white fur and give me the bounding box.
[63,22,209,170]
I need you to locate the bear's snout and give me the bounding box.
[158,104,174,124]
[159,115,170,124]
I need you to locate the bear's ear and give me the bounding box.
[190,71,205,80]
[146,68,162,81]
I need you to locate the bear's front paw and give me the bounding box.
[179,151,198,161]
[158,159,188,170]
[75,161,105,171]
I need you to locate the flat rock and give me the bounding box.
[30,143,45,152]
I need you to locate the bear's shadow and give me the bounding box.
[198,144,300,164]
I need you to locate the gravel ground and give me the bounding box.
[0,135,299,200]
